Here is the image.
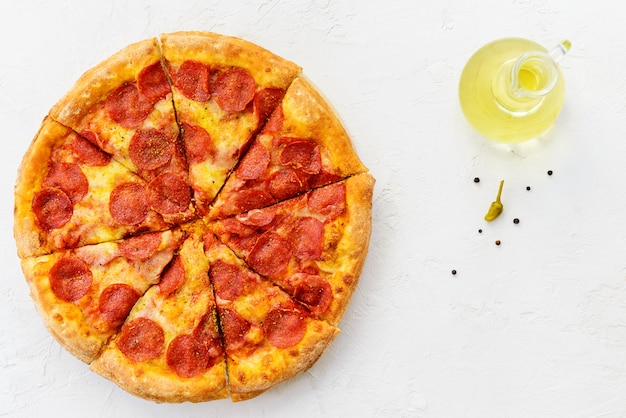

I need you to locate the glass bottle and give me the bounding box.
[459,38,571,143]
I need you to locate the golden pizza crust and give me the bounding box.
[228,321,339,401]
[279,76,368,177]
[321,173,375,324]
[49,38,162,129]
[14,117,62,258]
[22,256,103,364]
[160,31,301,88]
[91,345,228,403]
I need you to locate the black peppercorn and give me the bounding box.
[513,218,520,224]
[547,170,553,176]
[473,177,480,183]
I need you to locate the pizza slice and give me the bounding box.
[91,222,228,403]
[210,173,374,325]
[20,229,183,364]
[202,230,338,401]
[159,31,301,215]
[48,37,194,223]
[14,117,179,258]
[207,76,368,219]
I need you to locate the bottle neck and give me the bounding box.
[492,52,559,116]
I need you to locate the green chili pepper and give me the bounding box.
[484,180,504,222]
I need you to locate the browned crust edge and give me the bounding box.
[14,117,69,258]
[281,76,369,177]
[91,347,229,403]
[21,256,103,364]
[160,31,302,89]
[49,38,161,129]
[228,322,340,401]
[323,172,375,325]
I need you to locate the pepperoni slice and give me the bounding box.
[307,182,346,219]
[262,104,284,134]
[209,260,246,301]
[193,311,223,360]
[78,129,100,146]
[181,123,214,164]
[288,217,324,260]
[233,235,261,255]
[117,317,164,362]
[308,170,342,189]
[254,87,285,125]
[292,274,332,316]
[263,307,306,349]
[214,217,260,253]
[202,230,217,252]
[236,207,276,227]
[71,134,111,166]
[147,172,191,215]
[237,141,269,180]
[32,187,73,230]
[98,284,140,327]
[109,182,149,225]
[213,67,256,113]
[119,232,162,261]
[159,256,185,295]
[248,232,291,277]
[105,83,153,129]
[268,167,307,201]
[194,311,221,343]
[129,128,175,171]
[220,308,251,352]
[166,334,211,378]
[170,60,211,102]
[224,188,274,216]
[137,62,170,104]
[216,217,257,237]
[279,139,322,174]
[43,162,89,204]
[49,255,93,302]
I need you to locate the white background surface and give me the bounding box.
[2,0,626,416]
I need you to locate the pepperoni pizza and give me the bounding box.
[14,31,374,403]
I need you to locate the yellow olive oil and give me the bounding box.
[459,38,568,143]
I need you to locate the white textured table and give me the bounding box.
[2,1,625,416]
